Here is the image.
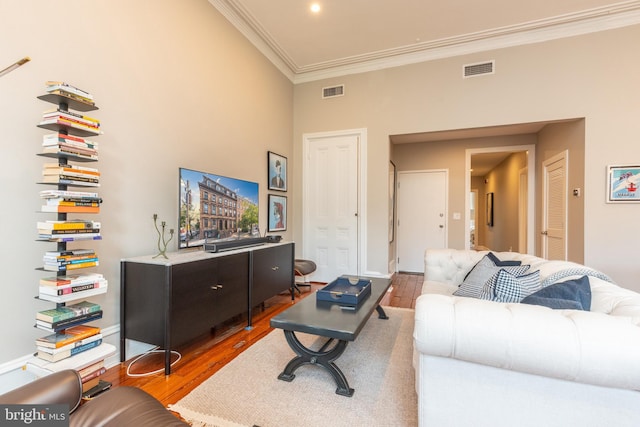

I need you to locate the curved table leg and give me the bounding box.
[278,330,354,397]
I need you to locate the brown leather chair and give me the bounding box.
[294,258,317,293]
[0,369,187,427]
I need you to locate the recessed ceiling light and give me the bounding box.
[310,3,321,13]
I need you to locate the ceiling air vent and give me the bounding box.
[322,84,345,99]
[463,60,495,78]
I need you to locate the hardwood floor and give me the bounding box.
[101,272,423,407]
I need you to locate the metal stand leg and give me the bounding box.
[376,305,389,319]
[278,330,354,397]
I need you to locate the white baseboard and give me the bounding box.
[362,270,391,279]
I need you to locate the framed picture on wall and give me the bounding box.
[268,194,287,231]
[607,165,640,203]
[268,151,287,192]
[486,192,494,226]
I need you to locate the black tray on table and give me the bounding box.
[316,277,372,307]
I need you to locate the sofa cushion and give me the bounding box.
[454,255,530,299]
[521,276,591,310]
[481,269,541,303]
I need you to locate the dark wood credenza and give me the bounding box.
[120,241,294,374]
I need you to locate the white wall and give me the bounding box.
[0,0,293,365]
[292,25,640,291]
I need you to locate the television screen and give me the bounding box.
[179,167,260,249]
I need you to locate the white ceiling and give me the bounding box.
[208,1,639,174]
[209,0,640,83]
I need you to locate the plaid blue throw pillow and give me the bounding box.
[455,255,529,299]
[482,269,541,303]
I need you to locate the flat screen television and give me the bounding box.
[179,167,260,249]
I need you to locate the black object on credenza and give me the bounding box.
[120,242,294,374]
[203,236,268,253]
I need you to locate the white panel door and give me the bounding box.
[304,134,359,282]
[542,152,567,260]
[397,170,447,273]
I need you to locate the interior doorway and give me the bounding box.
[542,151,568,260]
[302,129,368,282]
[470,189,478,248]
[466,145,535,253]
[396,170,448,272]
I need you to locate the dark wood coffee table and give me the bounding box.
[270,276,392,397]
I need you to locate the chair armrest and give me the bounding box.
[70,386,188,427]
[0,369,82,413]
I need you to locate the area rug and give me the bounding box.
[169,306,417,427]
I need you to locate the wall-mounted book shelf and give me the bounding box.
[33,82,113,382]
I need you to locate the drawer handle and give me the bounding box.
[271,266,279,271]
[210,285,223,290]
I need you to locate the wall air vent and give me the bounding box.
[322,84,345,99]
[463,60,495,78]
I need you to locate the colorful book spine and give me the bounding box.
[36,301,101,323]
[36,325,101,349]
[37,339,102,362]
[36,311,103,332]
[37,220,100,230]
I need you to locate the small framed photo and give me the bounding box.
[268,151,287,192]
[268,194,287,232]
[607,165,640,203]
[486,192,494,226]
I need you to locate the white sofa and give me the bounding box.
[413,249,640,427]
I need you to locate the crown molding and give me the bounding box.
[209,0,295,82]
[209,0,640,84]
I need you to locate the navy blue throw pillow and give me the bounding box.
[486,252,522,267]
[521,276,591,311]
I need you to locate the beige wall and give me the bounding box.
[293,25,639,291]
[0,0,293,364]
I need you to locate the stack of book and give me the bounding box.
[38,272,108,303]
[40,107,101,134]
[44,81,95,106]
[34,324,109,393]
[41,159,100,187]
[35,325,101,361]
[80,362,110,395]
[42,248,99,272]
[37,219,101,242]
[36,300,102,332]
[41,133,98,160]
[40,189,102,213]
